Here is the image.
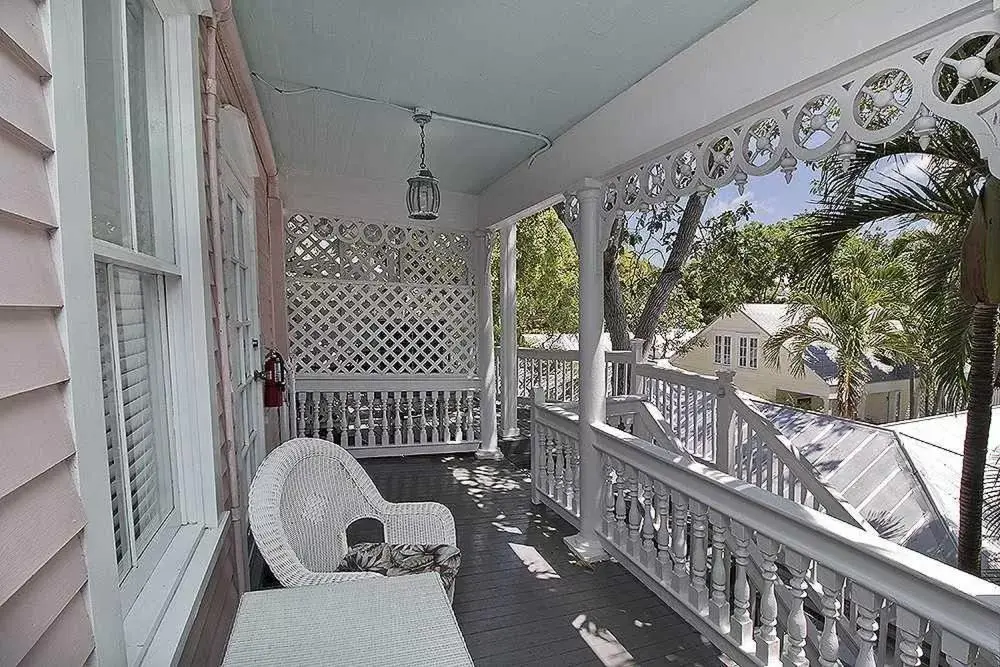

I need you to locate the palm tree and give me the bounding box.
[796,121,998,575]
[763,237,919,419]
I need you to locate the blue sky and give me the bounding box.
[701,153,931,225]
[703,166,820,224]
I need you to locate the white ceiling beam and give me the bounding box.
[477,0,988,228]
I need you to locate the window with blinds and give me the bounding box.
[96,264,176,593]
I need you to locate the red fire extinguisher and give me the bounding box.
[262,349,286,408]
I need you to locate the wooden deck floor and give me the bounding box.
[360,454,722,666]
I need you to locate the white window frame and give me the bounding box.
[714,335,723,364]
[722,335,732,366]
[749,337,759,369]
[738,336,748,368]
[52,1,223,665]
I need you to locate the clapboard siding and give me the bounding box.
[19,592,94,667]
[0,1,94,664]
[0,539,88,665]
[0,385,74,500]
[0,308,70,400]
[0,219,61,307]
[0,464,85,607]
[0,45,51,152]
[0,128,55,228]
[0,2,49,77]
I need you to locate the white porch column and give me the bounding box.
[565,178,608,563]
[474,231,501,459]
[500,222,520,439]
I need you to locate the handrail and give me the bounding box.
[592,422,1000,655]
[633,361,718,393]
[727,392,871,530]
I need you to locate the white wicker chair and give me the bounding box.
[248,437,457,587]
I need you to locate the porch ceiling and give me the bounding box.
[234,0,756,194]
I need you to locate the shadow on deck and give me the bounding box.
[361,454,722,666]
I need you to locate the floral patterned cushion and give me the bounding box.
[336,543,461,598]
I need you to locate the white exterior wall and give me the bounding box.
[864,379,914,423]
[671,312,831,402]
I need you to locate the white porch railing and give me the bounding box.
[498,346,638,403]
[634,363,869,526]
[530,399,1000,666]
[290,375,482,458]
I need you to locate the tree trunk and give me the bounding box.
[604,224,630,350]
[630,196,707,358]
[957,302,998,575]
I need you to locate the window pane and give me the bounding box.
[96,264,132,579]
[84,0,131,247]
[126,0,175,261]
[111,267,174,557]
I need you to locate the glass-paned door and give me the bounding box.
[220,163,263,524]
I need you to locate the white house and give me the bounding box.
[671,304,916,423]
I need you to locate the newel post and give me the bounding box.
[715,370,736,474]
[629,338,646,395]
[500,221,520,439]
[564,179,610,563]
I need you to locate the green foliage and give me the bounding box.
[491,208,578,340]
[680,214,812,323]
[763,233,919,419]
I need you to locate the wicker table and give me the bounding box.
[222,573,473,666]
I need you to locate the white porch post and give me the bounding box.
[565,179,608,563]
[474,231,501,459]
[500,222,520,439]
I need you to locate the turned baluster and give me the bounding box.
[405,392,416,443]
[295,392,305,437]
[366,392,376,447]
[850,583,882,667]
[392,392,402,444]
[816,565,844,667]
[708,510,730,633]
[312,392,321,437]
[654,481,671,582]
[688,500,709,613]
[896,607,927,667]
[640,478,656,568]
[337,391,347,447]
[319,392,330,438]
[755,534,780,664]
[601,456,616,535]
[553,433,566,504]
[781,549,812,666]
[729,521,753,648]
[567,440,580,515]
[545,429,556,497]
[626,470,642,555]
[614,463,628,543]
[378,392,388,445]
[439,391,449,441]
[670,490,688,593]
[352,392,362,447]
[940,631,971,667]
[418,392,428,442]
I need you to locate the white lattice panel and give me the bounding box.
[286,213,478,376]
[286,213,470,284]
[288,279,477,375]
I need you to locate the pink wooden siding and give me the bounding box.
[0,1,94,664]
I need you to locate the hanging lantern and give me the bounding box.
[406,108,441,220]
